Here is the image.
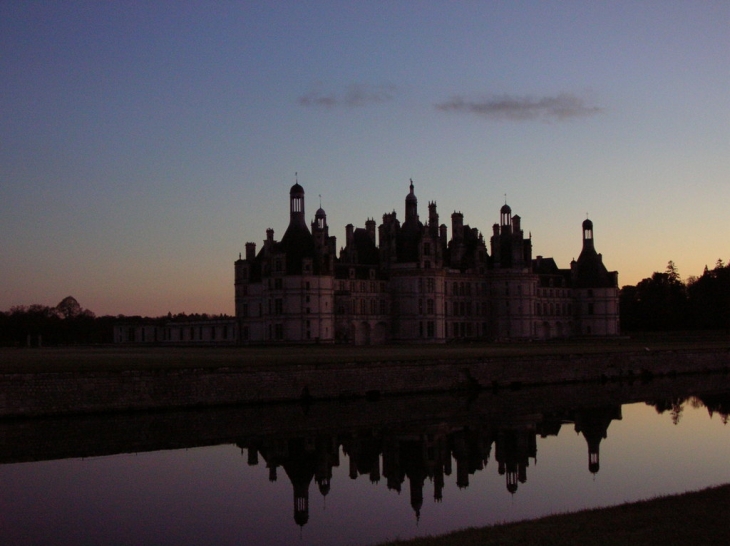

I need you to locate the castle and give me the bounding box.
[233,181,619,345]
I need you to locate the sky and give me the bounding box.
[1,1,728,317]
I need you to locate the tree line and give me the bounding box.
[620,260,730,331]
[0,296,231,347]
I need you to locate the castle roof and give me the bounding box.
[574,246,614,288]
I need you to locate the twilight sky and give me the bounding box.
[1,1,728,317]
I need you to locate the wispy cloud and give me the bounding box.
[299,84,396,108]
[435,93,603,121]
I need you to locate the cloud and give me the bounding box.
[435,93,603,121]
[299,84,396,108]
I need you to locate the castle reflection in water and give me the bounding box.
[2,378,729,530]
[238,390,729,526]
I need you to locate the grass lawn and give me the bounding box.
[0,331,728,373]
[379,484,730,546]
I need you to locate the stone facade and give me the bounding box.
[234,181,619,344]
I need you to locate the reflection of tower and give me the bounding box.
[341,432,381,482]
[252,436,324,528]
[400,439,426,521]
[450,427,493,490]
[285,461,314,527]
[315,437,340,499]
[495,426,537,494]
[573,406,622,474]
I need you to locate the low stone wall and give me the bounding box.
[0,349,728,417]
[1,373,728,465]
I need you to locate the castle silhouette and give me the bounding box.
[234,180,618,344]
[116,180,619,344]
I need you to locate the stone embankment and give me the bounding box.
[0,348,728,418]
[1,372,727,465]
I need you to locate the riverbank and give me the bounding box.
[1,332,728,373]
[0,334,728,417]
[380,484,730,545]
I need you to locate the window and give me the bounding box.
[427,321,434,338]
[275,299,283,315]
[275,259,282,272]
[423,242,431,256]
[274,278,282,290]
[588,303,594,315]
[427,299,434,314]
[426,278,435,293]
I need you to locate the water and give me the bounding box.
[1,378,729,545]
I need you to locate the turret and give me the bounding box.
[582,218,595,252]
[289,182,306,229]
[500,204,512,234]
[405,179,418,224]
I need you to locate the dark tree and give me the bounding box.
[620,261,689,331]
[687,260,730,330]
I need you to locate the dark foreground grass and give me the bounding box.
[380,484,730,546]
[0,331,728,373]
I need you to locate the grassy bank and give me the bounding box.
[0,331,728,373]
[379,484,730,546]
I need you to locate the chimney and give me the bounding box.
[245,242,256,261]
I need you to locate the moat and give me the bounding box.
[1,374,729,545]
